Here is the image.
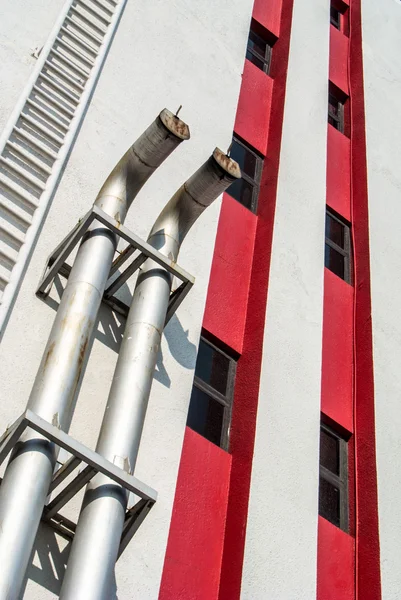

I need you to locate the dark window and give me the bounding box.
[328,90,345,133]
[227,137,262,213]
[319,423,349,531]
[186,337,236,449]
[246,27,272,74]
[325,208,352,283]
[330,2,349,35]
[330,7,341,29]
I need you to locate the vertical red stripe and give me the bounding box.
[234,60,273,156]
[317,516,355,600]
[203,195,257,355]
[329,25,349,95]
[349,0,381,597]
[326,125,351,221]
[321,269,354,434]
[252,0,283,38]
[159,429,232,600]
[319,21,355,592]
[218,1,295,597]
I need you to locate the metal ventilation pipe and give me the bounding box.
[0,109,189,600]
[59,149,241,599]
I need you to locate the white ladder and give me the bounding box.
[0,0,128,336]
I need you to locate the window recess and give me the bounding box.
[246,20,274,75]
[328,90,345,133]
[186,336,236,450]
[319,422,349,532]
[330,6,341,29]
[226,136,262,213]
[325,207,352,284]
[328,82,350,136]
[330,1,350,35]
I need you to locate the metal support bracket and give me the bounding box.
[0,410,157,557]
[35,205,195,324]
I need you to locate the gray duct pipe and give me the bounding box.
[0,109,189,600]
[59,148,241,599]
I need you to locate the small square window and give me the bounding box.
[319,423,349,532]
[186,337,236,450]
[227,137,262,213]
[319,477,341,527]
[325,208,352,284]
[186,387,225,447]
[328,91,345,133]
[320,428,340,475]
[246,26,272,74]
[195,340,230,395]
[330,7,341,30]
[330,2,349,35]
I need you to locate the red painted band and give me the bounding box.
[159,428,232,600]
[349,0,381,597]
[218,0,295,597]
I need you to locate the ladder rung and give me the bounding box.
[44,60,85,94]
[0,243,18,269]
[39,72,81,105]
[0,175,39,210]
[88,0,114,17]
[60,26,99,57]
[13,127,58,161]
[69,6,106,37]
[0,269,11,287]
[65,15,102,45]
[0,222,25,247]
[5,141,52,176]
[0,197,32,228]
[27,97,70,131]
[32,85,75,119]
[78,0,112,26]
[20,113,64,146]
[50,48,90,81]
[0,157,46,192]
[55,36,94,69]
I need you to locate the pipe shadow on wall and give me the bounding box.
[22,523,70,598]
[41,275,197,389]
[23,522,119,598]
[90,306,198,389]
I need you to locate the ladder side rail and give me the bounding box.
[0,0,129,339]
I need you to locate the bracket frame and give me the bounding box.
[0,410,157,557]
[36,205,195,324]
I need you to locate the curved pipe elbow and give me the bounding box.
[94,109,190,221]
[148,148,241,261]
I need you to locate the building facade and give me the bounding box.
[0,0,399,598]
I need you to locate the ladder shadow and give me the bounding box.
[22,521,119,598]
[40,275,197,390]
[22,522,70,597]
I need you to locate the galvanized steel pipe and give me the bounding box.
[59,149,241,599]
[0,109,189,600]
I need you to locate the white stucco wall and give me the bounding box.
[0,0,254,598]
[0,0,65,132]
[240,0,329,598]
[363,2,401,599]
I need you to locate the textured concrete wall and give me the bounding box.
[240,0,329,597]
[0,0,65,132]
[0,0,253,597]
[363,1,401,598]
